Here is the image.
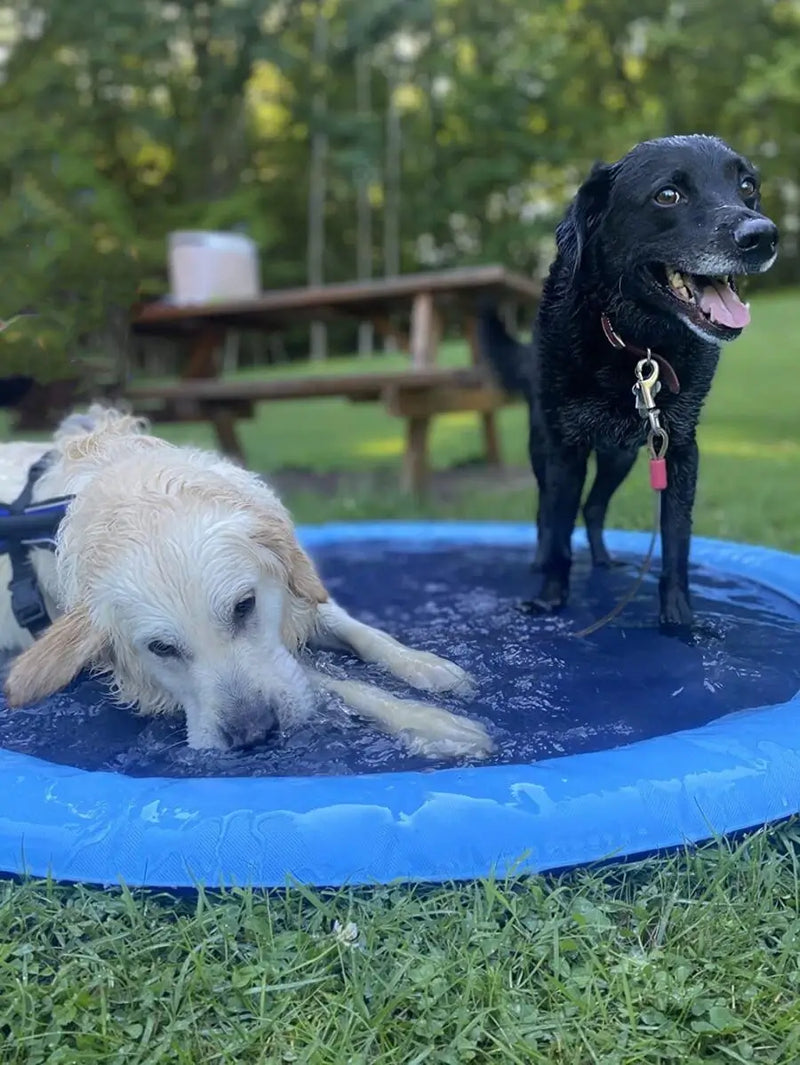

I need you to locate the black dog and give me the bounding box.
[480,135,778,631]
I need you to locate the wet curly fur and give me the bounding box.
[480,135,778,632]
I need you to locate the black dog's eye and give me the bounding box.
[148,640,181,659]
[740,176,757,199]
[233,594,256,623]
[654,187,681,207]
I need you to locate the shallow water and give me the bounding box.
[1,542,799,778]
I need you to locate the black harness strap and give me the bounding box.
[0,453,73,637]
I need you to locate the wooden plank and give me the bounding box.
[345,390,384,403]
[131,264,541,336]
[384,384,510,419]
[139,398,256,423]
[125,366,487,404]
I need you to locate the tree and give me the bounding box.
[0,0,796,395]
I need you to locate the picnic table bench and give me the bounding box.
[129,264,541,497]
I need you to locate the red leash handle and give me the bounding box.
[647,427,669,490]
[649,457,667,491]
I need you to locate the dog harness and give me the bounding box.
[0,452,73,636]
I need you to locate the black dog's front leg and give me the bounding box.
[658,438,698,632]
[527,444,589,613]
[582,446,639,567]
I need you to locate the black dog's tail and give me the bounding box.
[476,306,532,401]
[0,375,33,408]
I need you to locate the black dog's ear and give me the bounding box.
[556,162,615,277]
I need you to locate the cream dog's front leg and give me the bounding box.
[307,669,492,760]
[313,600,474,695]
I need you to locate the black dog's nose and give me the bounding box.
[733,217,778,258]
[219,702,279,751]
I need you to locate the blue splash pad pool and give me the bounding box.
[1,523,799,888]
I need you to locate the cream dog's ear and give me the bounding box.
[252,513,328,606]
[285,542,327,605]
[4,607,106,707]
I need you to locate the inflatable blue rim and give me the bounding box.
[2,521,800,890]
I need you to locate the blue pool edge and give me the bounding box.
[0,521,798,889]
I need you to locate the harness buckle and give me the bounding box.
[8,573,50,634]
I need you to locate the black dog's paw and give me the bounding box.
[517,596,566,616]
[518,576,568,615]
[591,551,628,570]
[586,534,629,570]
[589,541,614,567]
[659,619,694,643]
[659,586,693,636]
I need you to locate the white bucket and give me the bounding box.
[167,231,260,304]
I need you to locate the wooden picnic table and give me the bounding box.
[129,264,541,497]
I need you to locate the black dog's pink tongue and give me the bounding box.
[698,278,750,328]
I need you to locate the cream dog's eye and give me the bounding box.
[233,593,256,624]
[148,640,182,659]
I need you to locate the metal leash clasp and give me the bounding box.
[633,357,670,491]
[633,356,660,417]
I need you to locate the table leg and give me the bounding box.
[410,291,441,368]
[208,406,246,465]
[184,326,247,463]
[480,412,501,465]
[466,313,503,466]
[403,290,442,497]
[402,415,430,499]
[185,325,226,379]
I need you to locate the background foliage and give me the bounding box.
[1,0,798,379]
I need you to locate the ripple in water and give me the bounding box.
[1,542,799,778]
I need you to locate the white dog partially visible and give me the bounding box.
[0,406,492,760]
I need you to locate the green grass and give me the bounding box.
[3,830,800,1063]
[3,291,800,1062]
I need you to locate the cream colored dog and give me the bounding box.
[1,407,492,760]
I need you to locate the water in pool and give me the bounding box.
[1,541,799,778]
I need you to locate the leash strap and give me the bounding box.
[601,313,681,395]
[571,333,672,638]
[570,492,661,639]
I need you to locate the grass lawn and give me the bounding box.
[2,290,800,1062]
